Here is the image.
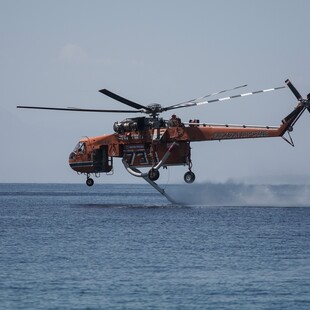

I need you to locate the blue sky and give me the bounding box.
[1,0,310,184]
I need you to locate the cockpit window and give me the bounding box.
[73,142,86,154]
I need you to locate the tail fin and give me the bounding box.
[279,79,310,136]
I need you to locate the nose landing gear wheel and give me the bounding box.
[148,169,160,181]
[86,178,94,186]
[184,171,195,184]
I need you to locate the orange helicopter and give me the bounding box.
[17,79,310,202]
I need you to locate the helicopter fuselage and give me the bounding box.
[68,112,292,176]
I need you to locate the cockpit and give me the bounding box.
[69,140,113,177]
[69,141,86,160]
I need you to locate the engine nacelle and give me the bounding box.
[113,117,165,133]
[113,120,138,133]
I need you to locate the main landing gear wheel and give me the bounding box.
[86,178,94,187]
[184,171,195,184]
[148,169,160,181]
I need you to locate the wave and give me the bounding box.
[167,182,310,206]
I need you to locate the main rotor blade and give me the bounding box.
[178,84,248,105]
[285,79,303,101]
[17,106,142,113]
[99,89,149,111]
[164,86,286,111]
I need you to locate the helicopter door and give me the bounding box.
[93,146,113,173]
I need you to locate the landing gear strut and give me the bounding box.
[147,142,178,181]
[184,151,195,183]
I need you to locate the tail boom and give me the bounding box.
[182,103,306,143]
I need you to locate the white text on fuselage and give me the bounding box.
[213,131,269,140]
[118,134,146,141]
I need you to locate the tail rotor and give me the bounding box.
[285,79,310,112]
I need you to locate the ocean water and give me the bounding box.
[0,183,310,309]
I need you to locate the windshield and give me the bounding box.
[73,142,86,154]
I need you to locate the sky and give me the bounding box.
[1,0,310,185]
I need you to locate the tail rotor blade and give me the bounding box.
[285,79,303,101]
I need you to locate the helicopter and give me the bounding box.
[17,79,310,202]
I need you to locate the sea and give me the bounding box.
[0,183,310,309]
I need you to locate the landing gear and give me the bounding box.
[184,171,195,184]
[184,151,195,183]
[148,169,160,181]
[86,176,94,187]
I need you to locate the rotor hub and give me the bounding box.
[145,103,162,116]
